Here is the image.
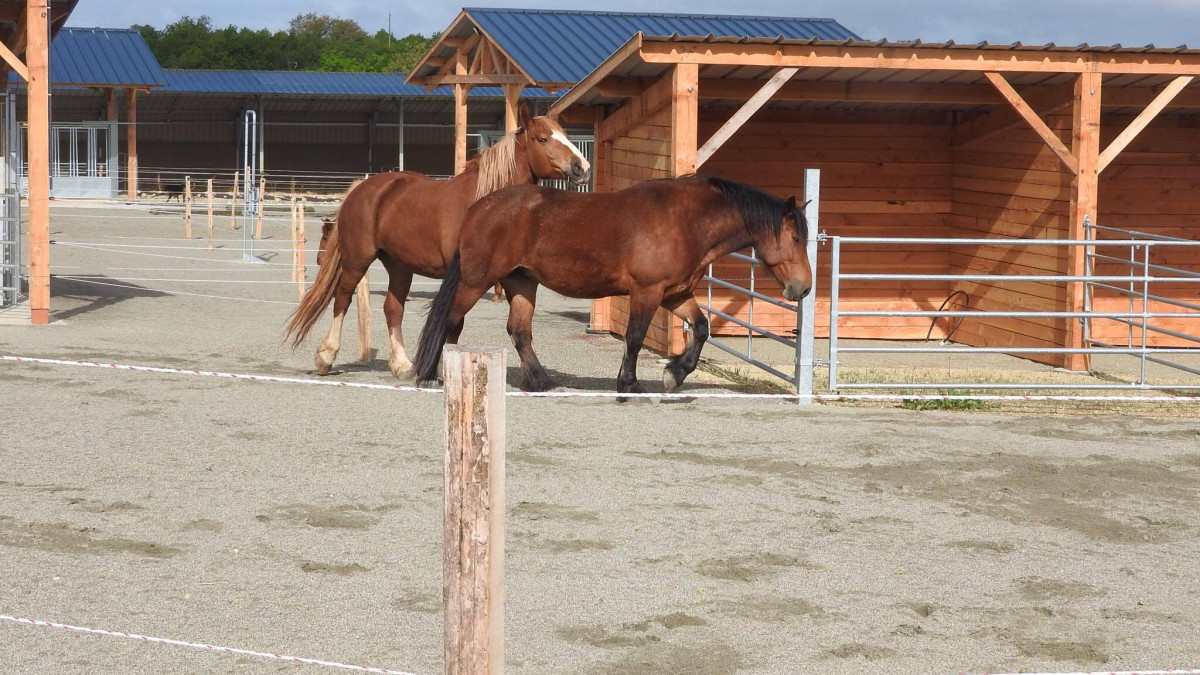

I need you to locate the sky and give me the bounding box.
[70,0,1200,48]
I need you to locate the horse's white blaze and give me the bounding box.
[551,131,590,172]
[388,324,411,377]
[316,312,345,369]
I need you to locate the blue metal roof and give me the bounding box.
[49,28,167,86]
[162,69,556,98]
[467,8,861,84]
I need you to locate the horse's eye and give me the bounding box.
[538,137,547,143]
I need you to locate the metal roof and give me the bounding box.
[9,27,167,87]
[161,69,557,99]
[53,27,165,86]
[412,8,860,85]
[641,33,1196,53]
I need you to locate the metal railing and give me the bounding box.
[697,169,821,402]
[827,228,1200,392]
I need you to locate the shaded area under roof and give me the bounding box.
[161,69,557,99]
[9,26,166,87]
[415,8,860,86]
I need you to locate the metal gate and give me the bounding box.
[1,92,20,308]
[240,109,259,262]
[19,120,117,199]
[478,130,594,192]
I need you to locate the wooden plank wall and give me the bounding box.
[949,111,1074,366]
[1094,112,1200,347]
[595,105,682,354]
[699,109,955,341]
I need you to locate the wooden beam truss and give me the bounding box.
[696,67,797,169]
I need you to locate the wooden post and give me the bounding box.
[126,88,138,200]
[26,0,50,325]
[443,345,505,675]
[297,197,306,301]
[183,176,192,239]
[454,83,469,175]
[230,170,239,230]
[206,178,214,250]
[502,84,523,133]
[1066,71,1102,372]
[671,63,699,177]
[255,176,265,239]
[290,198,298,284]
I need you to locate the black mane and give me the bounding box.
[699,175,803,241]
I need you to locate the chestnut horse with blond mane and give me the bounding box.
[285,104,590,376]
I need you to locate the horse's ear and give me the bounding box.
[518,103,532,129]
[322,219,334,237]
[803,199,813,210]
[784,196,797,215]
[546,107,560,123]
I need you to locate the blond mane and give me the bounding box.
[472,133,519,200]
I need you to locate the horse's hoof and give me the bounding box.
[314,359,333,376]
[390,359,413,379]
[615,382,647,403]
[662,366,686,392]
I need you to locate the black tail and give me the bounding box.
[411,252,462,383]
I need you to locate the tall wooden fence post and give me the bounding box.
[230,170,239,230]
[206,178,214,250]
[444,345,506,675]
[255,176,265,240]
[183,175,192,239]
[296,198,307,301]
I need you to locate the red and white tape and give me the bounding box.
[3,353,1199,402]
[972,670,1200,675]
[0,614,417,674]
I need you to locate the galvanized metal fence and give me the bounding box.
[1,91,20,309]
[698,169,821,403]
[826,225,1200,393]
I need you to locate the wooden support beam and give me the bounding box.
[1098,76,1194,173]
[105,88,117,122]
[984,72,1078,174]
[637,40,1200,75]
[0,39,27,81]
[443,345,505,675]
[551,34,644,115]
[696,67,798,169]
[953,87,1073,148]
[454,50,469,175]
[126,88,138,200]
[672,63,699,178]
[25,0,49,325]
[425,74,530,86]
[1066,71,1102,372]
[502,84,522,133]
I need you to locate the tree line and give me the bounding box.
[133,13,438,74]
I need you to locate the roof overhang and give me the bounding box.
[405,10,537,91]
[553,33,1200,116]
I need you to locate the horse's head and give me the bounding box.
[316,218,335,267]
[516,104,591,185]
[759,196,813,302]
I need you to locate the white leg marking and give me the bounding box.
[388,324,411,378]
[316,313,345,372]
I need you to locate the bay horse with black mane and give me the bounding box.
[411,175,812,396]
[285,104,590,376]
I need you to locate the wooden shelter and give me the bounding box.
[552,33,1200,371]
[0,0,77,324]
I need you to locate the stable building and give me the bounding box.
[551,33,1200,369]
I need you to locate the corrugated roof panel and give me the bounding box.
[466,8,861,84]
[160,69,557,99]
[48,28,167,86]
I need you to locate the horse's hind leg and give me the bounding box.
[661,294,709,392]
[315,260,370,375]
[380,259,414,378]
[501,274,554,391]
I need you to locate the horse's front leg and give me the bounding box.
[617,291,662,400]
[662,294,708,392]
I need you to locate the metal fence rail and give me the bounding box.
[828,228,1200,392]
[698,169,821,402]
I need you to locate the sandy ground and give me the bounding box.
[0,204,1198,674]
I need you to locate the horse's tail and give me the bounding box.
[411,252,461,383]
[355,276,372,362]
[285,220,342,348]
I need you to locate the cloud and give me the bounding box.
[70,0,1200,47]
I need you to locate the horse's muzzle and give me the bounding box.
[783,281,812,302]
[570,161,591,185]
